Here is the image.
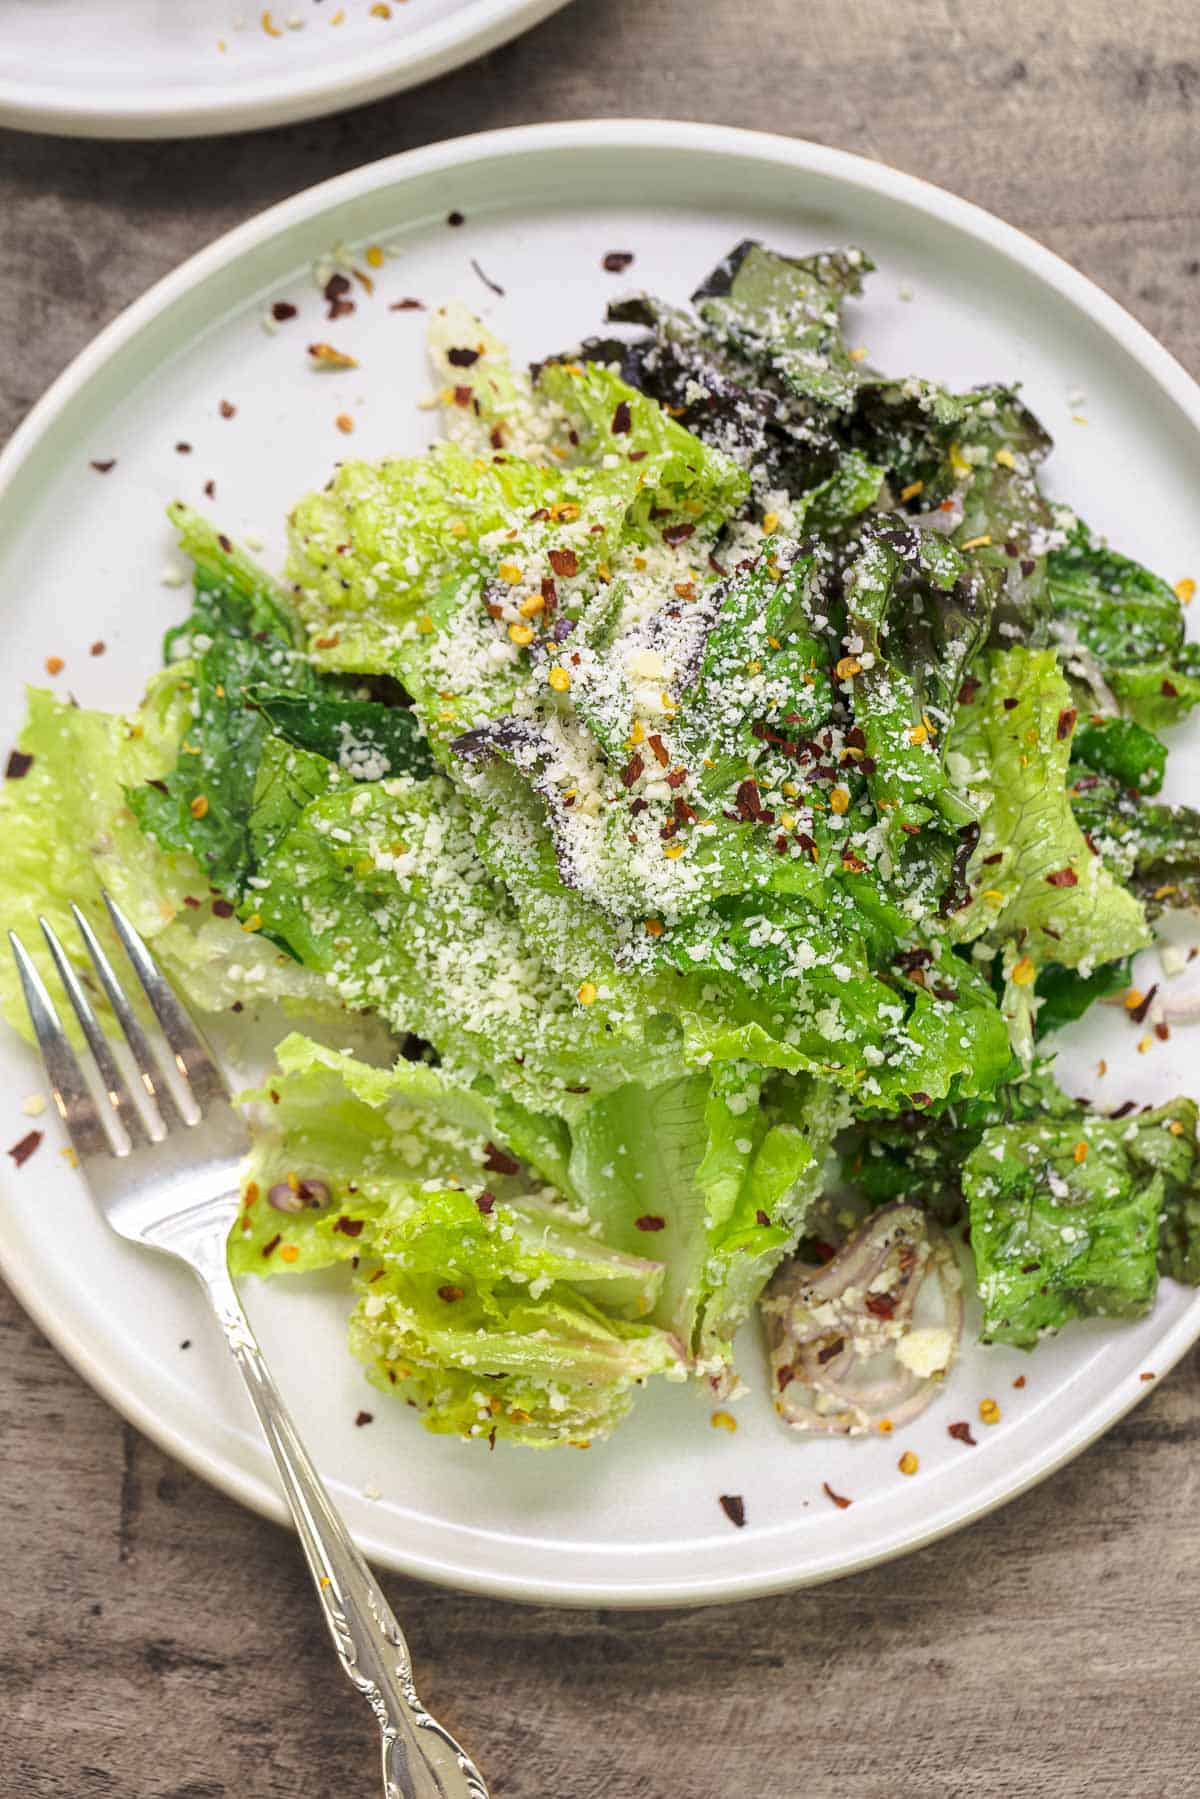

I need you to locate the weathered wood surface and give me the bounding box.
[3,3,1200,1793]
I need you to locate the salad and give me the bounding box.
[3,239,1199,1450]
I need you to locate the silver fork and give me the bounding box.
[10,892,490,1799]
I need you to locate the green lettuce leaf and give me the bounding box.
[693,241,874,412]
[1069,714,1166,795]
[1047,518,1200,728]
[966,1101,1200,1347]
[0,683,334,1036]
[1070,772,1200,918]
[566,1065,846,1371]
[232,1035,684,1445]
[131,504,432,897]
[945,646,1150,1050]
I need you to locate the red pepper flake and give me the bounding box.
[261,1233,282,1259]
[908,1091,932,1108]
[90,640,106,657]
[452,384,473,407]
[175,441,192,455]
[755,1209,771,1227]
[1128,983,1158,1026]
[958,677,980,705]
[482,1141,520,1175]
[332,1216,365,1238]
[437,1284,466,1302]
[635,1214,666,1231]
[1140,1371,1156,1383]
[390,297,425,311]
[864,1292,897,1319]
[548,547,578,579]
[8,1130,43,1167]
[621,753,645,788]
[355,1410,374,1426]
[777,1365,795,1391]
[271,300,298,322]
[183,895,201,910]
[219,399,236,419]
[662,522,695,547]
[475,1190,496,1215]
[446,210,465,227]
[629,449,648,463]
[611,399,632,435]
[718,1494,746,1528]
[1155,1020,1171,1042]
[646,733,670,767]
[1045,868,1078,888]
[665,767,688,789]
[447,346,481,367]
[816,1337,845,1365]
[1108,1099,1137,1119]
[1162,678,1179,699]
[5,750,33,780]
[1013,1375,1027,1389]
[733,778,773,824]
[212,898,235,919]
[1056,707,1077,740]
[323,272,355,319]
[1002,696,1018,712]
[603,251,635,272]
[823,1482,852,1510]
[89,458,116,473]
[948,1420,977,1446]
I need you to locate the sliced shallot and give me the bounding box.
[761,1202,963,1436]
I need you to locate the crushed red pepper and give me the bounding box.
[8,1130,43,1167]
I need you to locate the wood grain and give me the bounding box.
[3,3,1200,1793]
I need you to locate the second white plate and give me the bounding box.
[0,0,573,139]
[1,121,1198,1606]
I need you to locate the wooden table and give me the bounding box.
[3,4,1199,1793]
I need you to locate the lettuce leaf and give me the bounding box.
[945,646,1150,1050]
[693,241,874,412]
[1070,772,1200,918]
[0,683,335,1036]
[966,1102,1200,1347]
[1047,518,1200,728]
[232,1035,684,1445]
[566,1065,846,1371]
[131,505,432,897]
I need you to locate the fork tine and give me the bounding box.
[40,917,153,1151]
[68,904,197,1130]
[9,931,121,1160]
[98,892,228,1113]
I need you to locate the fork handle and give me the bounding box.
[198,1257,490,1799]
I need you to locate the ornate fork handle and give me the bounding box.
[200,1250,489,1799]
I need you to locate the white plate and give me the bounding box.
[2,121,1199,1608]
[0,0,572,140]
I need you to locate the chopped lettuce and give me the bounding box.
[1047,518,1200,728]
[966,1102,1200,1347]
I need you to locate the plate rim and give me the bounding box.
[2,117,1199,1608]
[0,0,574,141]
